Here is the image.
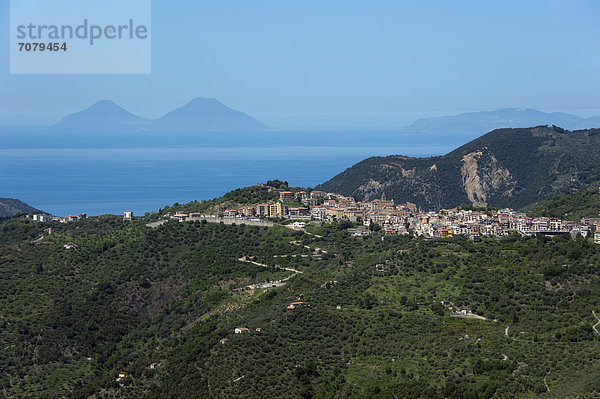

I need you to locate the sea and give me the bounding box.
[0,132,474,216]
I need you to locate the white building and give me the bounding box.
[32,214,52,222]
[595,227,600,244]
[311,207,327,220]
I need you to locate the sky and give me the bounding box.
[1,0,599,129]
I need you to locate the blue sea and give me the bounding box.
[0,132,473,216]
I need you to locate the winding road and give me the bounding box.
[237,256,303,290]
[238,256,303,275]
[592,311,600,336]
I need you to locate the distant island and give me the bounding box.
[150,97,269,132]
[402,108,600,134]
[55,100,149,130]
[11,104,600,137]
[54,97,270,132]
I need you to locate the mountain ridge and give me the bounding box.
[0,198,40,217]
[316,126,600,211]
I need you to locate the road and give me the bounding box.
[593,311,600,336]
[245,281,286,290]
[237,256,303,290]
[31,235,45,244]
[451,311,493,321]
[283,224,322,238]
[238,256,303,275]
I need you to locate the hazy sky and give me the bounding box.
[1,0,599,129]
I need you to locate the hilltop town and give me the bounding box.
[163,185,600,244]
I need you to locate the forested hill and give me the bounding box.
[316,126,600,211]
[527,188,600,221]
[0,198,40,217]
[2,187,600,397]
[2,200,600,397]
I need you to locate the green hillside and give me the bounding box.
[0,198,40,217]
[528,188,600,221]
[1,187,600,398]
[159,184,280,215]
[316,126,600,211]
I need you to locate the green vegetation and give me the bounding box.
[528,188,600,221]
[266,179,289,189]
[0,197,40,217]
[316,126,600,211]
[161,185,279,215]
[1,188,600,398]
[281,200,305,208]
[160,184,310,217]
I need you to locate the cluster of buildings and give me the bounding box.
[31,211,135,222]
[409,209,600,242]
[208,188,600,243]
[209,189,416,228]
[29,187,600,244]
[221,190,314,219]
[31,213,86,223]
